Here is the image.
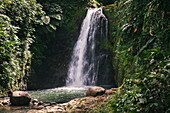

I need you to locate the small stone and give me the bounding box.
[33,102,38,106]
[38,101,43,105]
[32,99,38,103]
[50,102,57,106]
[32,99,39,106]
[2,101,9,105]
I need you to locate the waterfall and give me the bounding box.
[66,8,108,86]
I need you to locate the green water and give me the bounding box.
[0,87,88,113]
[28,86,88,103]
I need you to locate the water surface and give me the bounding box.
[0,86,88,113]
[28,86,88,103]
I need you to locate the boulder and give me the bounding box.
[10,91,31,106]
[85,86,105,97]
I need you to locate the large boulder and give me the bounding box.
[86,86,105,97]
[10,91,31,106]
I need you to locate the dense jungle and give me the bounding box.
[0,0,169,112]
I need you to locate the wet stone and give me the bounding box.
[32,99,38,103]
[50,102,57,106]
[43,103,50,107]
[0,97,10,106]
[2,101,9,105]
[38,101,43,105]
[33,102,38,106]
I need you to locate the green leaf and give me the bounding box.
[41,16,50,24]
[46,26,53,32]
[49,24,56,31]
[49,14,62,20]
[135,37,156,59]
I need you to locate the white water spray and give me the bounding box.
[66,8,108,86]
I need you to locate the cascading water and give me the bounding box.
[66,8,108,86]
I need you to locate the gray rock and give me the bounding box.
[10,91,31,106]
[85,86,105,97]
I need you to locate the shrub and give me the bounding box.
[0,0,44,95]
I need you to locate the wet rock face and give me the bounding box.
[28,31,80,90]
[28,8,116,90]
[85,86,105,97]
[10,91,31,106]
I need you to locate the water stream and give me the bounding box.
[66,8,108,86]
[0,8,110,113]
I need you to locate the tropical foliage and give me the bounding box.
[30,0,63,69]
[0,0,169,112]
[30,0,88,73]
[96,0,170,112]
[0,0,45,95]
[97,0,116,6]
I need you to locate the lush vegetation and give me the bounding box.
[31,0,88,67]
[0,0,169,112]
[97,0,116,6]
[95,0,170,112]
[0,0,89,94]
[0,0,46,95]
[30,0,63,70]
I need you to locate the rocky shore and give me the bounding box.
[0,87,119,113]
[27,87,118,113]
